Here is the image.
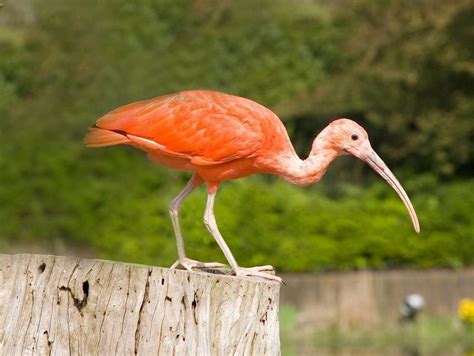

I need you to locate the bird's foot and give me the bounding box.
[170,257,226,271]
[232,266,282,283]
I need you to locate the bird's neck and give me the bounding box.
[276,146,340,186]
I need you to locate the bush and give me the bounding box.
[1,137,472,272]
[1,0,472,271]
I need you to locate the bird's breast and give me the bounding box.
[195,158,259,183]
[146,151,195,172]
[147,148,259,183]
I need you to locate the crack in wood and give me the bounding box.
[58,280,89,313]
[38,263,46,274]
[43,330,53,346]
[191,290,199,326]
[0,254,281,355]
[115,266,133,355]
[134,268,152,355]
[96,263,115,349]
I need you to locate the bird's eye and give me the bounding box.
[351,134,359,141]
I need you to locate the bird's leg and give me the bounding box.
[169,175,226,271]
[203,190,282,283]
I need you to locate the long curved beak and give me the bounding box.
[351,145,420,233]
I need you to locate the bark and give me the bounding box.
[0,254,280,355]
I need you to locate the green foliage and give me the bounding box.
[303,315,474,355]
[0,0,472,271]
[293,0,474,178]
[1,140,473,271]
[279,305,298,356]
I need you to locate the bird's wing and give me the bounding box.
[95,91,268,165]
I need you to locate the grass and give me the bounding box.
[280,305,474,355]
[280,305,298,356]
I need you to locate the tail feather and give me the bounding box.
[84,127,131,147]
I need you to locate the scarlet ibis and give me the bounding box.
[85,90,419,282]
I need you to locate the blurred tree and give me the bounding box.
[0,0,472,270]
[284,0,473,178]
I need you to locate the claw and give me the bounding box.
[232,266,282,283]
[245,265,275,274]
[170,257,226,271]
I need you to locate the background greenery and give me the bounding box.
[0,0,473,271]
[280,305,474,355]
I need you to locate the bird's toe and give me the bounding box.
[171,258,227,271]
[246,265,275,274]
[233,267,282,283]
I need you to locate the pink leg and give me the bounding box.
[203,190,281,283]
[169,175,225,271]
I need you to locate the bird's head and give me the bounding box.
[317,118,420,233]
[317,118,369,155]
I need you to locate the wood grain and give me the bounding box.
[0,254,280,355]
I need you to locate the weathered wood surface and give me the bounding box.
[0,254,280,355]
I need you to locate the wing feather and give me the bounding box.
[94,91,270,165]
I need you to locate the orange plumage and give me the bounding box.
[85,90,419,282]
[85,91,293,184]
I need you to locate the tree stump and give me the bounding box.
[0,254,280,355]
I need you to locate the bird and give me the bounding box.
[84,90,420,282]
